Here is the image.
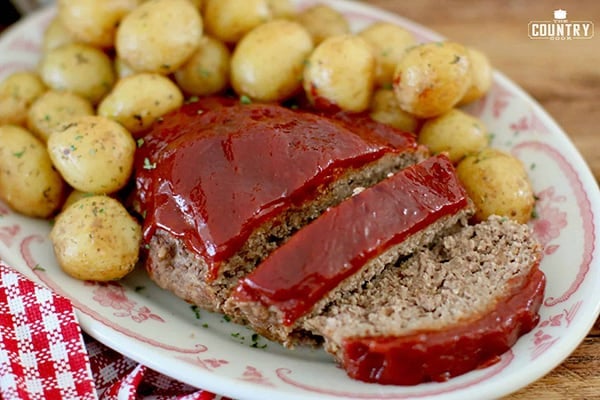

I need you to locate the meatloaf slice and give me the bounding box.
[138,101,426,313]
[304,216,545,385]
[226,154,474,346]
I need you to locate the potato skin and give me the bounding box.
[231,20,313,102]
[459,47,493,105]
[47,115,136,194]
[0,125,65,218]
[204,0,271,44]
[359,22,416,87]
[393,42,471,118]
[50,195,142,281]
[116,0,203,74]
[27,90,95,142]
[0,71,47,126]
[418,108,489,163]
[456,148,535,224]
[42,17,77,53]
[39,43,115,105]
[174,36,231,96]
[295,4,349,45]
[369,88,419,133]
[303,34,375,112]
[98,73,183,135]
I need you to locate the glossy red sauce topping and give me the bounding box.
[232,155,470,325]
[342,266,546,385]
[135,99,420,280]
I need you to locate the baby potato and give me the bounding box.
[42,17,77,53]
[295,4,350,45]
[0,125,65,218]
[393,41,471,118]
[62,189,94,211]
[303,34,375,112]
[50,195,142,281]
[418,108,489,163]
[459,47,493,105]
[57,0,142,48]
[27,90,95,142]
[0,71,46,126]
[39,43,115,105]
[203,0,271,44]
[174,36,231,96]
[98,73,183,135]
[456,148,535,224]
[369,88,420,133]
[116,0,203,74]
[231,20,313,102]
[267,0,295,18]
[47,115,136,194]
[359,22,416,88]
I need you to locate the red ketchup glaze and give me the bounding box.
[232,154,469,326]
[342,266,546,385]
[135,99,420,280]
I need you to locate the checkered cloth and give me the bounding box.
[0,262,226,400]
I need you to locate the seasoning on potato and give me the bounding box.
[203,0,271,44]
[116,0,203,74]
[0,125,66,218]
[57,0,142,48]
[47,115,136,194]
[359,22,416,88]
[295,4,350,45]
[98,73,184,136]
[39,43,115,105]
[0,71,46,126]
[393,41,472,118]
[304,34,375,112]
[456,148,535,224]
[27,90,95,142]
[231,20,313,102]
[418,108,489,163]
[369,88,420,133]
[50,195,142,281]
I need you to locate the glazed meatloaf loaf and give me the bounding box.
[303,216,545,385]
[134,98,427,313]
[226,154,474,346]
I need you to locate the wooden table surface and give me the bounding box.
[366,1,600,398]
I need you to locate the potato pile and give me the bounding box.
[0,0,535,282]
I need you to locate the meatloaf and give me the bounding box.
[304,216,545,385]
[135,99,426,313]
[226,154,474,346]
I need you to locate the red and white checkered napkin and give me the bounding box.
[0,262,227,400]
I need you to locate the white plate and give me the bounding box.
[1,1,599,399]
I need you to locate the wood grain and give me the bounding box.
[364,1,600,398]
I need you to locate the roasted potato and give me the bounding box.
[267,0,295,18]
[57,0,142,48]
[393,41,471,118]
[0,71,46,126]
[47,115,136,194]
[27,90,95,142]
[0,125,65,218]
[42,17,77,53]
[50,195,142,281]
[295,4,349,45]
[231,20,313,102]
[98,73,183,135]
[456,148,535,223]
[459,47,493,105]
[203,0,271,44]
[303,34,375,112]
[116,0,203,74]
[418,108,489,163]
[369,88,420,133]
[359,22,416,87]
[174,36,231,96]
[39,43,115,104]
